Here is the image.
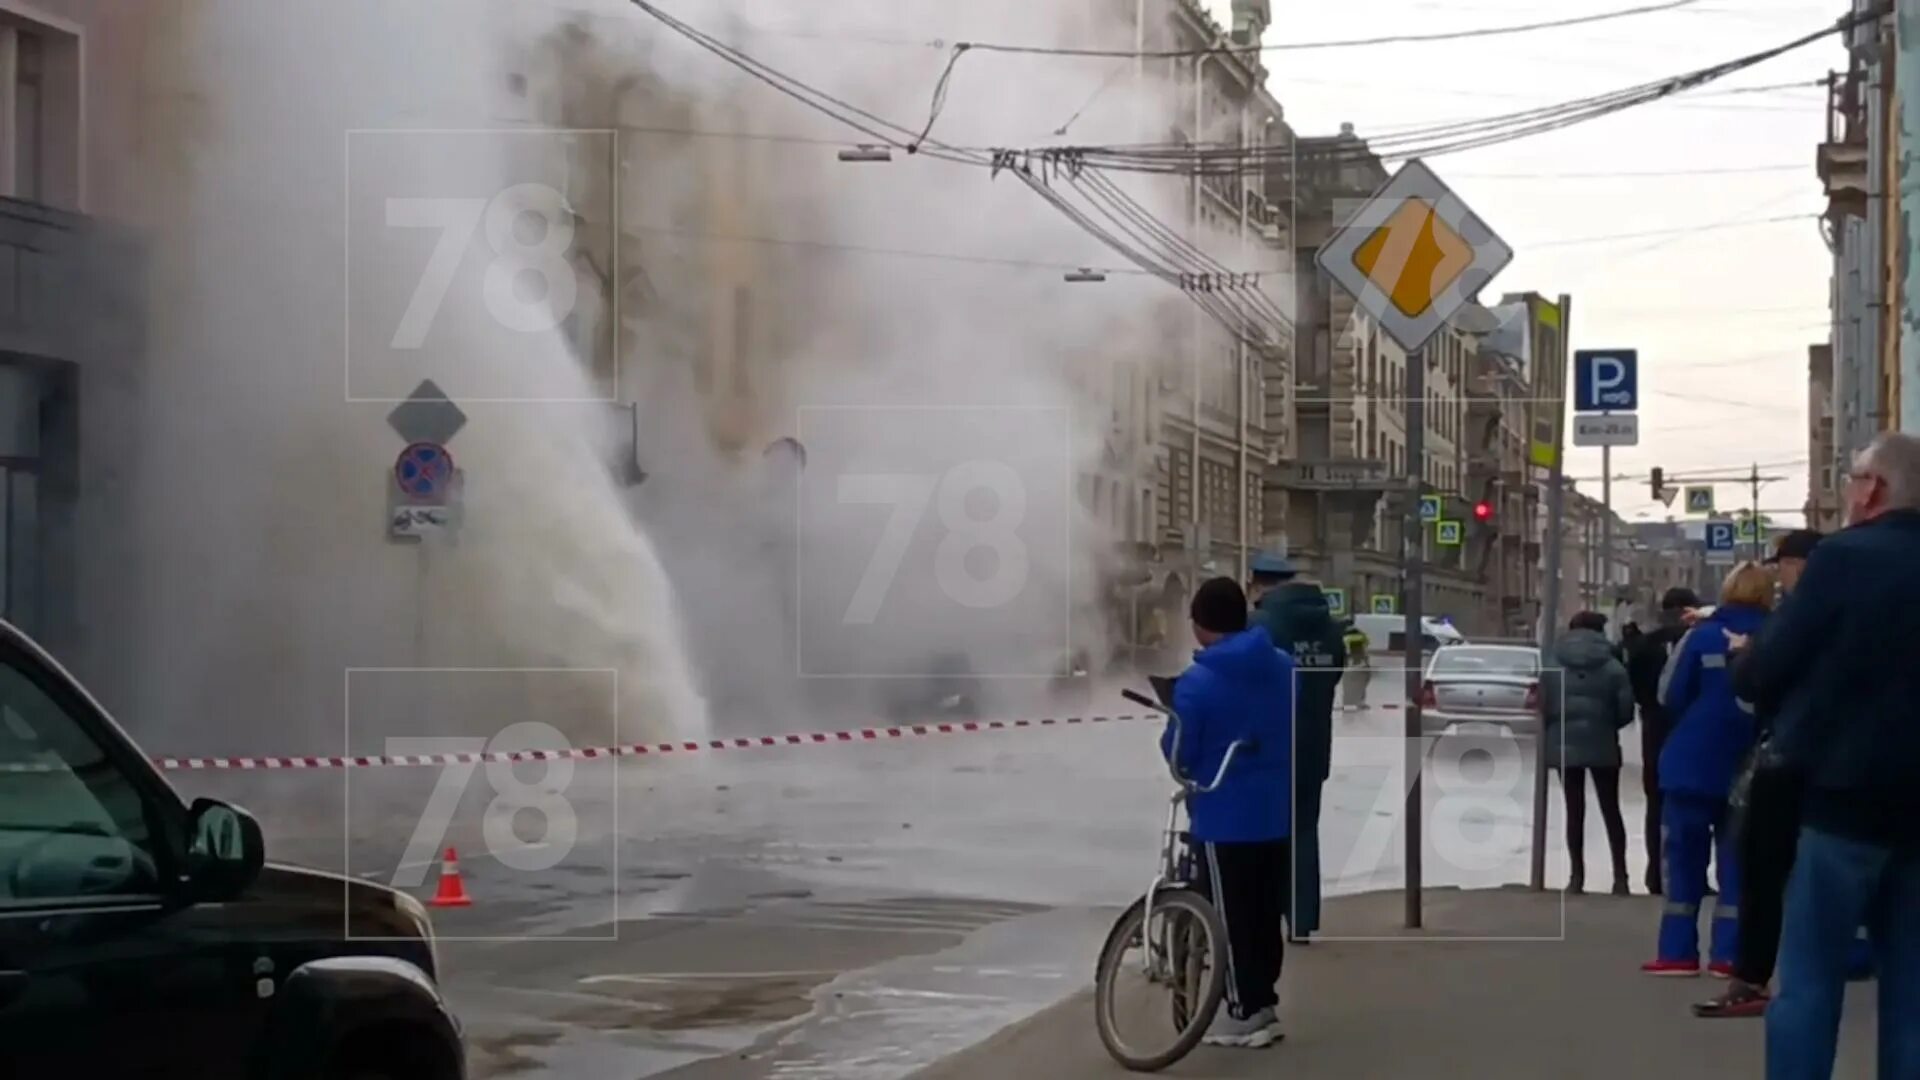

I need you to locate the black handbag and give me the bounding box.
[1728,731,1790,844]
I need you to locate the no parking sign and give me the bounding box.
[395,442,455,503]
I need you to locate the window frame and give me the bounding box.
[0,632,189,913]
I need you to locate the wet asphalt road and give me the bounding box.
[164,669,1655,1078]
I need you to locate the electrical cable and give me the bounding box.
[1451,162,1801,179]
[911,1,1708,142]
[1013,5,1881,176]
[626,222,1153,275]
[954,0,1705,59]
[1524,211,1816,249]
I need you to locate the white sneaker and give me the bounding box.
[1203,1006,1281,1048]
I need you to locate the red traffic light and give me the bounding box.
[1473,501,1494,522]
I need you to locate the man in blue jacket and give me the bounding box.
[1166,577,1294,1049]
[1738,432,1920,1080]
[1246,552,1346,944]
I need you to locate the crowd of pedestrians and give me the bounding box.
[1152,432,1920,1071]
[1611,430,1920,1078]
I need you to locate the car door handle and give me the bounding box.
[0,970,28,1007]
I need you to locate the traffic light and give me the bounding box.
[1651,466,1664,497]
[1473,500,1494,522]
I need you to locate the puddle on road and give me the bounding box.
[469,1030,563,1077]
[565,975,821,1032]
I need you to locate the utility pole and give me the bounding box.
[1403,345,1427,930]
[1750,461,1764,561]
[1530,293,1571,893]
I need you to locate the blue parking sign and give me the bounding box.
[1705,521,1737,552]
[1574,349,1638,412]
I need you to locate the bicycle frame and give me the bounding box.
[1123,689,1248,982]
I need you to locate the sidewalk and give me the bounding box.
[913,886,1881,1079]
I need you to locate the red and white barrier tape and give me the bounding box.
[143,712,1154,772]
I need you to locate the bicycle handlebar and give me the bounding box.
[1124,687,1253,794]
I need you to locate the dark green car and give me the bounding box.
[0,623,463,1079]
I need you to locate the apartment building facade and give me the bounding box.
[1815,0,1898,510]
[1109,0,1296,653]
[1466,318,1544,637]
[0,0,151,709]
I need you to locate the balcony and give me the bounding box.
[1817,69,1868,213]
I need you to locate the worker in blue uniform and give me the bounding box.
[1643,563,1772,977]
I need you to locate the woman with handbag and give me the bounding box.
[1541,611,1636,895]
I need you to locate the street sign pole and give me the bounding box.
[1530,294,1572,893]
[1312,158,1513,929]
[1602,427,1613,618]
[387,380,469,671]
[1404,346,1426,931]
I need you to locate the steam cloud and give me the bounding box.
[108,0,1262,755]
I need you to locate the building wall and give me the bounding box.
[1808,343,1842,530]
[0,0,160,711]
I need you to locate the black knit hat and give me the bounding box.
[1190,577,1250,635]
[1660,586,1700,611]
[1765,529,1823,564]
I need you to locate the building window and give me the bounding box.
[0,17,76,209]
[12,28,39,203]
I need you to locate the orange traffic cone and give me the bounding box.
[428,846,472,908]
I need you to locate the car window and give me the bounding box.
[1431,648,1540,678]
[0,660,163,905]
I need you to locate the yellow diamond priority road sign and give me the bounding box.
[1316,159,1512,353]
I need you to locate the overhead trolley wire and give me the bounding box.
[1003,6,1884,176]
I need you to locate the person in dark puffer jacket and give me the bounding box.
[1542,611,1636,896]
[1627,587,1700,896]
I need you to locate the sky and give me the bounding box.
[1205,0,1839,527]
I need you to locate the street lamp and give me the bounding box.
[1064,267,1107,283]
[837,144,894,163]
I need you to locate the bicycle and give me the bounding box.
[1092,687,1253,1072]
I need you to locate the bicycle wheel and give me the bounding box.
[1094,887,1228,1072]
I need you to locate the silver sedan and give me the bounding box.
[1417,644,1542,735]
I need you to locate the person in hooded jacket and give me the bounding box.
[1643,563,1772,977]
[1167,577,1295,1048]
[1247,554,1346,945]
[1627,587,1701,896]
[1541,611,1636,895]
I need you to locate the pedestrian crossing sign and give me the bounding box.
[1419,495,1442,523]
[1325,588,1348,617]
[1435,520,1463,546]
[1737,516,1764,541]
[1685,486,1715,514]
[1371,595,1397,615]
